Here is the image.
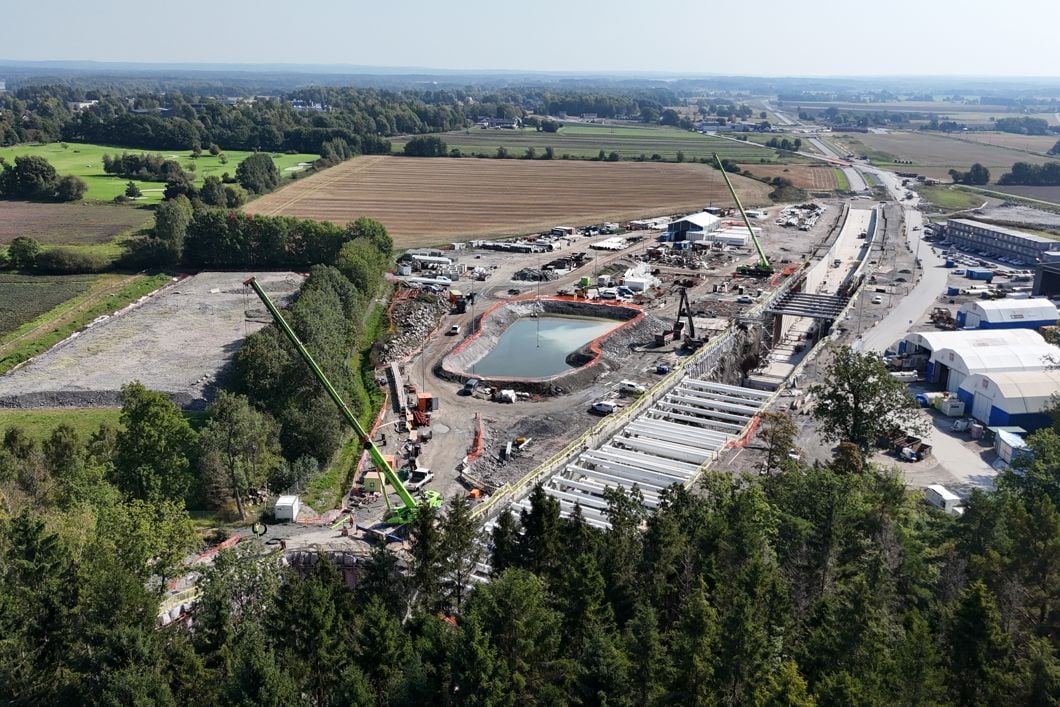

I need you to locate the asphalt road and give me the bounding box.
[857,171,947,353]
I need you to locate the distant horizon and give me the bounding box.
[1,58,1059,84]
[7,0,1058,79]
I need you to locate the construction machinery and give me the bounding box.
[713,152,774,278]
[676,287,705,350]
[244,276,443,525]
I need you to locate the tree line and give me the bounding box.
[0,154,87,202]
[998,161,1060,186]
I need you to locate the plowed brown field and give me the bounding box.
[737,165,840,191]
[245,156,773,247]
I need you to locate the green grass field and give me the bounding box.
[0,408,122,440]
[915,185,988,211]
[394,124,809,164]
[0,143,320,204]
[833,168,850,191]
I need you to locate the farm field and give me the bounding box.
[735,164,840,191]
[829,131,1055,181]
[984,185,1060,206]
[949,132,1060,155]
[0,274,97,336]
[0,201,151,245]
[395,124,806,163]
[0,142,319,204]
[245,155,774,247]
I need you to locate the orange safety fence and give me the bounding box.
[726,415,761,449]
[467,413,484,461]
[191,534,242,565]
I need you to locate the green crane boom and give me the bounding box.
[243,276,441,524]
[713,152,773,276]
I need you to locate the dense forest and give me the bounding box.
[4,415,1060,704]
[0,84,682,154]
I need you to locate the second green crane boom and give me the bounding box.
[713,152,774,277]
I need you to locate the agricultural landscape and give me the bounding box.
[246,155,774,245]
[3,27,1060,705]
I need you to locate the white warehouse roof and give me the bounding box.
[905,328,1045,353]
[960,370,1060,415]
[669,211,721,231]
[931,342,1060,377]
[958,298,1059,325]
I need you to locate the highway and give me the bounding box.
[857,171,948,353]
[808,137,868,192]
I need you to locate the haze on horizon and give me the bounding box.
[6,0,1058,78]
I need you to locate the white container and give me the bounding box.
[274,495,301,522]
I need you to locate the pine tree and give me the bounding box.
[947,581,1013,706]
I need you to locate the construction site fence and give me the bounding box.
[470,255,813,523]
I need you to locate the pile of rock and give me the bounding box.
[382,295,449,364]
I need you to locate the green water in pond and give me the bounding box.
[471,316,620,378]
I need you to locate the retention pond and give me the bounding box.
[470,316,621,378]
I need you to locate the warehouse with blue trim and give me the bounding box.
[957,370,1060,430]
[955,298,1058,330]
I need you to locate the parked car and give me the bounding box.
[448,325,461,336]
[591,400,618,415]
[736,294,754,304]
[618,380,646,395]
[460,378,480,396]
[872,295,883,305]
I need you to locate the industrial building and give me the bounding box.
[662,212,754,248]
[955,298,1058,329]
[664,212,722,242]
[957,370,1060,431]
[898,329,1059,392]
[1033,261,1060,298]
[944,219,1060,264]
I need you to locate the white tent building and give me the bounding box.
[957,370,1060,430]
[925,333,1060,392]
[956,298,1059,330]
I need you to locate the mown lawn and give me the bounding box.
[0,142,320,204]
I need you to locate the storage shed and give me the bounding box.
[664,211,721,242]
[929,340,1060,392]
[956,298,1059,330]
[274,495,301,522]
[957,369,1060,430]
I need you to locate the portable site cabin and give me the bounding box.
[956,298,1059,330]
[924,485,962,516]
[995,429,1030,465]
[274,495,301,522]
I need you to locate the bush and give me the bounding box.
[403,136,447,157]
[33,247,108,274]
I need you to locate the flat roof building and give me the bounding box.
[945,219,1058,264]
[956,298,1058,329]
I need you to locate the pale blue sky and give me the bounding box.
[5,0,1058,77]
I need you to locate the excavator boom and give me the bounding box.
[243,276,438,522]
[713,153,773,275]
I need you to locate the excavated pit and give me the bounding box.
[440,297,645,393]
